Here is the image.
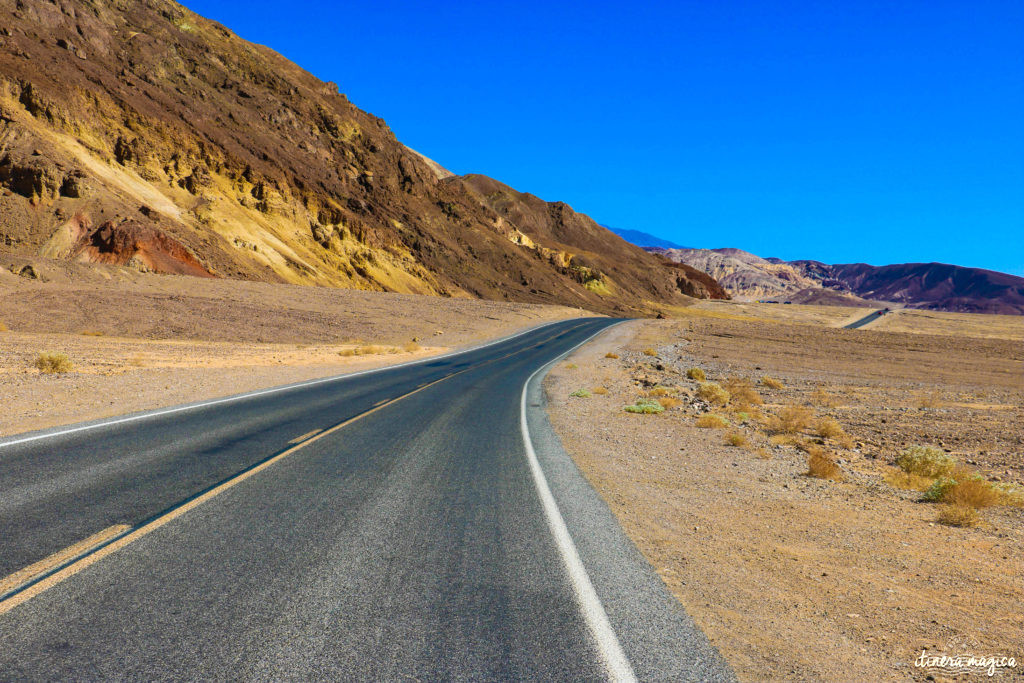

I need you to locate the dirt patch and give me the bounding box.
[545,317,1023,681]
[0,267,584,436]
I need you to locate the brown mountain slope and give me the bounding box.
[0,0,721,314]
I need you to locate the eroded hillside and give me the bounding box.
[0,0,723,314]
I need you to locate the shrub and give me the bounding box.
[806,447,842,480]
[762,376,784,389]
[79,330,104,336]
[943,477,1000,509]
[766,405,813,434]
[604,352,619,359]
[403,341,421,352]
[922,477,957,502]
[734,411,751,424]
[696,382,730,406]
[917,390,944,409]
[883,469,934,492]
[0,320,7,332]
[937,504,979,528]
[725,431,748,447]
[648,386,674,397]
[34,352,72,374]
[592,386,609,395]
[642,348,658,356]
[624,398,664,414]
[754,447,772,459]
[897,446,955,478]
[565,363,578,369]
[569,389,592,398]
[992,482,1024,507]
[810,387,837,408]
[815,417,849,444]
[695,414,728,428]
[686,367,706,381]
[657,396,682,409]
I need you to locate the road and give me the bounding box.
[843,309,887,329]
[0,318,733,681]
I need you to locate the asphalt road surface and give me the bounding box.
[0,318,734,681]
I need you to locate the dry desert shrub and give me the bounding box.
[591,386,609,395]
[686,367,706,381]
[624,398,664,414]
[569,389,591,398]
[0,320,7,332]
[768,434,801,447]
[941,476,1000,509]
[641,348,658,356]
[810,387,837,408]
[992,483,1024,507]
[403,341,421,353]
[657,396,682,410]
[916,389,944,410]
[604,352,619,359]
[34,352,72,374]
[79,330,105,336]
[883,469,934,492]
[724,377,763,408]
[754,447,772,459]
[937,504,980,528]
[648,386,674,397]
[814,417,853,447]
[695,414,728,428]
[761,376,784,390]
[565,363,578,369]
[766,405,813,434]
[725,431,748,447]
[897,445,956,478]
[696,381,730,406]
[806,446,843,481]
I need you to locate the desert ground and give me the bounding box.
[0,258,585,437]
[546,304,1023,681]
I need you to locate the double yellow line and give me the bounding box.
[0,322,588,616]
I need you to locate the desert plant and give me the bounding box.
[937,504,980,528]
[641,348,658,356]
[992,482,1024,507]
[403,341,421,353]
[810,387,837,408]
[897,445,955,478]
[734,411,751,424]
[591,386,609,395]
[0,320,7,332]
[922,477,957,502]
[695,414,728,428]
[725,431,748,447]
[696,382,730,406]
[943,477,1000,509]
[79,330,104,336]
[815,417,850,446]
[686,367,706,381]
[766,405,813,434]
[34,352,72,374]
[604,352,619,359]
[806,446,843,480]
[569,389,592,398]
[657,396,682,410]
[723,377,764,407]
[761,376,784,389]
[624,398,664,414]
[883,469,935,492]
[648,386,674,397]
[565,363,578,369]
[768,434,801,447]
[917,390,944,410]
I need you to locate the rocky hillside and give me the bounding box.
[651,246,1024,315]
[0,0,724,315]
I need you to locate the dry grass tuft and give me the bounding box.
[725,431,748,447]
[79,330,105,337]
[814,417,852,447]
[648,386,674,397]
[897,445,956,478]
[937,504,980,528]
[992,483,1024,507]
[754,447,772,459]
[403,341,422,353]
[766,405,813,434]
[657,396,682,410]
[916,389,944,409]
[761,376,784,389]
[641,347,658,356]
[0,320,7,332]
[34,352,73,374]
[591,386,609,395]
[768,434,801,447]
[686,367,706,381]
[883,469,935,492]
[604,352,619,359]
[810,387,837,408]
[942,477,1000,509]
[695,414,729,428]
[806,446,843,480]
[724,377,763,407]
[696,381,730,406]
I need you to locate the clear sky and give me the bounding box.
[184,1,1024,274]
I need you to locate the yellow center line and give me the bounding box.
[0,524,130,597]
[0,321,594,616]
[288,429,323,444]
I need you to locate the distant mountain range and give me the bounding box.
[605,227,689,250]
[643,247,1024,316]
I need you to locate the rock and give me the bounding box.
[16,264,38,279]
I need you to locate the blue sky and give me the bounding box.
[185,1,1024,274]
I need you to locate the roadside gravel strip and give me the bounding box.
[0,317,733,680]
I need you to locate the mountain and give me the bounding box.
[0,0,724,315]
[607,227,689,250]
[653,247,1024,315]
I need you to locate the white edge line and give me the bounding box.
[0,318,581,450]
[519,322,637,683]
